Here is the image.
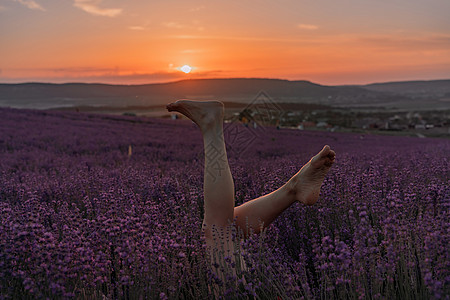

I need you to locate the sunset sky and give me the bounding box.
[1,0,449,85]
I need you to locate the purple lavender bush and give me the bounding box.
[0,107,448,299]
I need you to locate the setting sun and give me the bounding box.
[0,0,449,85]
[180,65,192,74]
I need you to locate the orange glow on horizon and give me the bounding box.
[0,1,449,85]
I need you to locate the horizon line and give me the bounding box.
[1,76,450,87]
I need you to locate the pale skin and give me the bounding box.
[166,100,336,243]
[167,100,336,299]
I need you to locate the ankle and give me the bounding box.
[285,177,298,199]
[201,121,223,136]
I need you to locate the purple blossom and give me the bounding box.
[0,107,448,299]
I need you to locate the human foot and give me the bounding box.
[287,145,336,206]
[166,100,224,132]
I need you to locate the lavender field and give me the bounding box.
[0,107,448,299]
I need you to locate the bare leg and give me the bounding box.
[233,145,336,235]
[167,100,336,237]
[167,100,240,296]
[214,150,335,297]
[166,100,235,243]
[166,100,335,296]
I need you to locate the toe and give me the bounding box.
[312,146,335,167]
[328,149,336,159]
[317,145,331,159]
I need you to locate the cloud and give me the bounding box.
[162,21,204,31]
[189,5,205,12]
[0,69,227,85]
[162,22,185,29]
[14,0,45,11]
[355,34,450,51]
[128,26,145,31]
[89,69,226,84]
[73,0,122,17]
[49,66,121,74]
[171,35,317,43]
[180,49,205,54]
[297,24,318,30]
[0,5,7,11]
[128,21,151,31]
[0,65,228,84]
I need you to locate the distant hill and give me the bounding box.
[0,78,449,110]
[363,79,450,98]
[0,78,365,100]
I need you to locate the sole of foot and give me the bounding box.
[166,100,224,131]
[288,145,336,206]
